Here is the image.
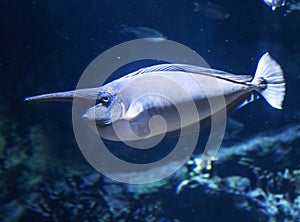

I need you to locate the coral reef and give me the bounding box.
[0,123,300,221]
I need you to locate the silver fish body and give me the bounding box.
[25,53,285,142]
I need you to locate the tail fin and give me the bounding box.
[251,52,285,109]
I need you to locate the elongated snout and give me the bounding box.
[24,87,101,103]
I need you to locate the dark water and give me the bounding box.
[1,0,300,221]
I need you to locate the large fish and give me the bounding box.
[25,53,285,141]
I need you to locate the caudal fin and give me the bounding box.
[251,52,285,109]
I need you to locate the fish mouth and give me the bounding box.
[82,117,112,128]
[81,108,112,127]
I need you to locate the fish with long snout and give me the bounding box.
[25,53,285,142]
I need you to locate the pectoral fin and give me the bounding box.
[123,101,144,120]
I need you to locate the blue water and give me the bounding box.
[1,0,300,221]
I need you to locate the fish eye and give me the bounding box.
[96,95,111,106]
[102,96,109,103]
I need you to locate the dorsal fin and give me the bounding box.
[122,64,253,83]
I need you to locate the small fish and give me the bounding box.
[285,2,300,14]
[25,53,285,142]
[193,1,230,20]
[263,0,286,10]
[121,26,167,41]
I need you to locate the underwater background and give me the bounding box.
[1,0,300,221]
